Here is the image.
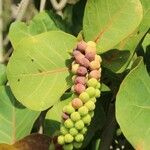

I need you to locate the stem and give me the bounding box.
[40,0,46,12]
[0,0,3,63]
[16,0,30,21]
[50,0,68,11]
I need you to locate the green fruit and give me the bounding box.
[85,87,96,97]
[73,142,82,149]
[87,78,98,88]
[75,133,84,142]
[60,126,68,135]
[57,135,65,145]
[80,127,87,134]
[63,144,73,150]
[96,82,101,89]
[70,112,81,121]
[90,97,96,103]
[69,128,78,136]
[95,89,101,97]
[78,106,88,116]
[82,114,91,124]
[75,120,84,130]
[85,100,95,111]
[79,92,90,103]
[63,105,75,114]
[64,134,74,143]
[64,119,74,128]
[89,111,94,118]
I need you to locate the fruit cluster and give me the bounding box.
[57,40,102,150]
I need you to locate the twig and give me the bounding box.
[0,0,3,63]
[40,0,47,12]
[50,0,68,11]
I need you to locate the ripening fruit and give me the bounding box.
[69,128,78,136]
[80,127,87,134]
[73,50,84,59]
[71,64,79,74]
[74,83,86,94]
[64,119,74,129]
[63,144,73,150]
[63,105,75,114]
[77,66,88,76]
[75,133,84,142]
[77,40,87,52]
[71,98,83,109]
[75,120,85,130]
[64,134,74,143]
[79,92,90,103]
[95,89,101,98]
[87,78,98,88]
[76,57,90,68]
[70,112,81,121]
[89,60,100,70]
[60,126,68,135]
[86,87,96,97]
[87,41,96,47]
[78,106,89,116]
[57,135,65,145]
[73,142,82,149]
[85,100,95,111]
[90,97,96,103]
[82,114,91,124]
[89,70,101,80]
[95,54,102,62]
[62,112,69,120]
[74,76,86,85]
[85,51,95,61]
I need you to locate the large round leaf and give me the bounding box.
[116,58,150,149]
[83,0,143,53]
[7,31,77,111]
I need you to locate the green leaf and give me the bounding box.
[0,64,7,85]
[7,31,77,111]
[0,86,39,144]
[83,0,143,53]
[116,58,150,149]
[9,12,59,50]
[44,97,72,136]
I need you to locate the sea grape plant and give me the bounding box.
[0,0,149,150]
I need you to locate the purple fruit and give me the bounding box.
[76,57,90,68]
[77,41,87,53]
[62,113,69,120]
[74,76,86,85]
[85,52,95,61]
[74,83,86,94]
[77,66,87,76]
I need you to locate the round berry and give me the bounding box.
[96,82,101,89]
[85,100,95,111]
[82,114,91,124]
[73,142,82,149]
[74,83,86,94]
[78,57,90,68]
[87,41,96,47]
[64,134,74,143]
[78,106,88,116]
[63,105,75,114]
[79,92,90,103]
[75,120,84,130]
[57,135,65,145]
[71,75,76,82]
[95,89,101,98]
[95,54,102,62]
[90,97,96,103]
[60,126,68,135]
[89,111,94,117]
[63,144,73,150]
[77,40,87,52]
[71,98,83,109]
[69,128,78,136]
[70,112,81,121]
[85,51,95,61]
[86,87,96,97]
[64,119,74,129]
[80,127,87,134]
[73,50,84,58]
[74,76,86,85]
[87,78,98,88]
[89,70,101,80]
[77,66,87,76]
[89,60,100,70]
[75,133,84,142]
[71,64,79,74]
[62,112,69,120]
